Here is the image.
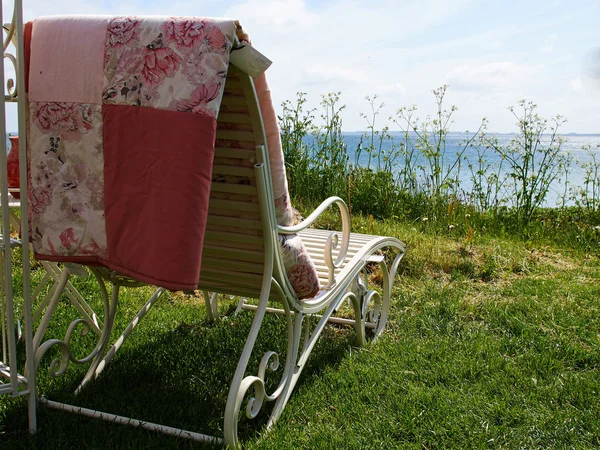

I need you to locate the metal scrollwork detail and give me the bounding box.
[238,339,292,420]
[351,250,402,346]
[242,350,283,419]
[224,282,299,446]
[35,340,70,378]
[33,268,117,381]
[362,289,383,328]
[34,318,101,378]
[3,11,20,102]
[277,196,351,290]
[323,201,351,288]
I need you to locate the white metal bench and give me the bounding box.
[23,51,405,448]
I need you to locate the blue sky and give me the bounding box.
[4,0,600,132]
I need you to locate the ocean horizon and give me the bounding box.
[7,131,600,207]
[306,131,600,207]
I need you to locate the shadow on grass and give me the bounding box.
[1,308,355,449]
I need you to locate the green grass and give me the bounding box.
[2,215,600,449]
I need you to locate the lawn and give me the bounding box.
[1,214,600,449]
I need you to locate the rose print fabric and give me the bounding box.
[102,17,234,116]
[275,194,320,299]
[27,16,236,291]
[28,102,107,259]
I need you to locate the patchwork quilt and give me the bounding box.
[26,16,236,290]
[25,15,320,298]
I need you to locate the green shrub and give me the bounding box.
[278,89,600,252]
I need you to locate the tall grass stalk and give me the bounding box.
[572,144,600,212]
[481,100,571,225]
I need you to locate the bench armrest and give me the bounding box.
[278,196,350,287]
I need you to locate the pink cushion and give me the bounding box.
[253,75,319,299]
[274,195,320,299]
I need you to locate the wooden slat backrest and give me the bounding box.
[197,65,267,297]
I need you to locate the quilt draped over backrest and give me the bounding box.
[26,16,237,290]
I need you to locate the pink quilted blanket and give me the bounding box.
[26,16,237,291]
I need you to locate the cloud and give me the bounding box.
[541,33,557,53]
[377,82,407,96]
[583,48,600,82]
[444,61,533,92]
[20,0,108,19]
[305,63,368,85]
[570,77,583,91]
[225,0,319,30]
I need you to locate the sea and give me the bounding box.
[7,132,600,207]
[314,132,600,207]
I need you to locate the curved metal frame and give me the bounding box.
[29,142,405,447]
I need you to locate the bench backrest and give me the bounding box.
[198,66,273,298]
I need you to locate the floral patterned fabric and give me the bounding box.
[28,102,107,258]
[275,194,320,299]
[27,16,236,291]
[102,17,234,117]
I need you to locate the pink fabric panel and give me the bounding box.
[29,16,110,103]
[254,74,289,200]
[102,104,215,291]
[254,74,320,298]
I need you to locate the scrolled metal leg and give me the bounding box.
[350,268,370,346]
[76,269,119,393]
[31,266,119,393]
[223,280,297,447]
[353,249,404,345]
[268,289,360,429]
[31,269,71,353]
[375,250,404,338]
[266,311,305,428]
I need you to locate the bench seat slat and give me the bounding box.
[208,199,260,213]
[216,130,256,142]
[207,215,262,230]
[212,165,255,177]
[216,112,251,124]
[210,183,257,195]
[202,245,264,263]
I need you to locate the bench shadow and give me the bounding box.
[1,308,355,449]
